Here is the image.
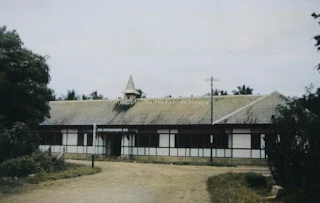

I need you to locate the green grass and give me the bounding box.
[207,173,275,203]
[207,173,305,203]
[135,160,236,167]
[0,163,101,194]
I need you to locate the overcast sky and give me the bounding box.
[1,0,319,99]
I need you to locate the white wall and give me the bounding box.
[232,129,251,158]
[232,134,251,148]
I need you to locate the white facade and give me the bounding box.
[39,128,266,159]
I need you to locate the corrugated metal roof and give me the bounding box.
[42,91,286,125]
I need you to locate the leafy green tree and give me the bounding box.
[266,86,320,202]
[90,90,103,100]
[81,94,89,100]
[232,85,253,95]
[311,13,320,71]
[0,122,38,162]
[64,89,79,100]
[203,89,228,96]
[0,26,52,128]
[136,89,146,98]
[0,26,52,162]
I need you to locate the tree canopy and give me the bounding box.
[90,90,104,100]
[0,26,52,128]
[311,13,320,71]
[232,85,253,95]
[136,89,146,98]
[64,89,79,100]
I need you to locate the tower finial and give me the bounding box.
[122,75,140,100]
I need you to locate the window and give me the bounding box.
[176,134,190,148]
[40,133,46,145]
[190,134,203,148]
[203,134,228,148]
[87,133,93,146]
[134,133,159,147]
[214,134,228,149]
[39,132,62,145]
[78,133,84,146]
[149,134,159,147]
[135,134,149,147]
[55,133,63,145]
[203,134,213,148]
[46,134,55,145]
[251,134,261,149]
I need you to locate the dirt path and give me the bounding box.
[0,160,269,203]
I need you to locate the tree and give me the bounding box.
[232,85,253,95]
[0,26,52,162]
[90,90,103,100]
[265,86,320,201]
[0,26,52,128]
[64,89,79,100]
[81,94,89,100]
[311,13,320,71]
[136,89,146,98]
[203,89,228,96]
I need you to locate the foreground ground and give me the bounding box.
[0,160,270,203]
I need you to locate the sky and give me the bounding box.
[0,0,319,99]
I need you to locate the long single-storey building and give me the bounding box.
[39,76,287,160]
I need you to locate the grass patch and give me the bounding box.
[0,163,101,194]
[134,160,236,167]
[207,173,275,203]
[26,163,101,184]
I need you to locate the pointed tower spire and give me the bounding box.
[122,75,140,100]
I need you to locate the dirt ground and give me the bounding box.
[0,160,270,203]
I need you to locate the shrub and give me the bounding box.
[0,152,68,177]
[0,155,38,177]
[245,173,267,188]
[0,122,40,163]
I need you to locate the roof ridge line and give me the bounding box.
[211,94,270,125]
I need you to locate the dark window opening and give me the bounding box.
[214,134,228,149]
[40,133,46,145]
[78,133,84,146]
[203,134,228,148]
[251,134,261,149]
[87,133,93,146]
[135,133,159,147]
[55,133,63,145]
[149,133,159,147]
[40,132,62,145]
[46,134,55,145]
[135,134,149,147]
[190,134,203,148]
[176,134,190,148]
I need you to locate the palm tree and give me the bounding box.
[65,89,79,100]
[232,85,253,95]
[90,91,103,100]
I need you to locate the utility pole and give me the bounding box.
[206,76,219,163]
[92,123,96,168]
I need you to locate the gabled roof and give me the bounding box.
[42,92,287,126]
[121,75,140,95]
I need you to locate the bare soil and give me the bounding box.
[0,160,269,203]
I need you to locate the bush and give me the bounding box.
[265,87,320,202]
[0,156,38,177]
[0,152,68,177]
[245,173,267,188]
[0,122,40,163]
